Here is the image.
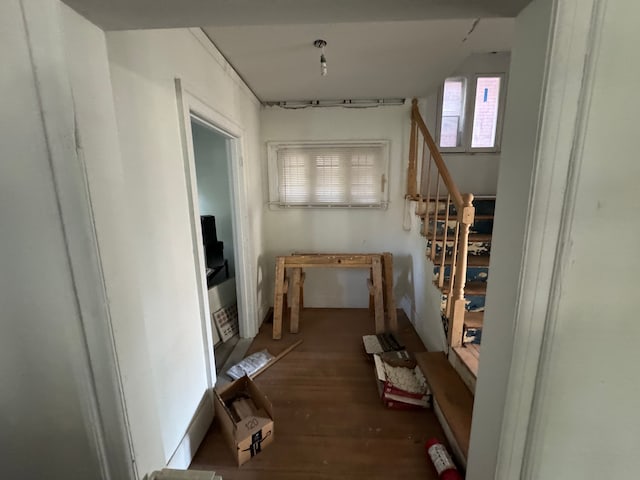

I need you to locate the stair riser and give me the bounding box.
[440,315,482,345]
[441,316,484,345]
[417,199,496,217]
[440,295,485,313]
[424,218,494,236]
[427,241,491,257]
[463,327,482,345]
[434,266,489,284]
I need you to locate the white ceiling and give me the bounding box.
[63,0,530,30]
[204,18,514,101]
[63,0,519,102]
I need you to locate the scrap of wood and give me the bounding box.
[281,254,378,268]
[290,268,302,333]
[231,397,257,421]
[272,257,286,340]
[382,252,398,332]
[251,340,303,379]
[371,256,385,334]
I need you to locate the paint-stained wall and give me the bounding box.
[105,28,264,476]
[260,104,446,351]
[0,1,105,477]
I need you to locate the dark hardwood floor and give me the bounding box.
[190,308,447,479]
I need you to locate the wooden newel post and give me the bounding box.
[448,193,474,349]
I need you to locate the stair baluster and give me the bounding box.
[406,98,476,351]
[438,193,451,290]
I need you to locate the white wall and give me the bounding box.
[192,121,236,277]
[260,105,446,350]
[0,1,108,478]
[524,1,640,477]
[421,52,511,196]
[464,0,640,477]
[467,1,554,478]
[105,28,264,476]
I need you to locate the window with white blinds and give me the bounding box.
[268,142,389,208]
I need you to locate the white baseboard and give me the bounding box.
[257,302,270,327]
[166,390,214,470]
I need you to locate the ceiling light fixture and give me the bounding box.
[314,39,328,76]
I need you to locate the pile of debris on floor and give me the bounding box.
[363,332,432,409]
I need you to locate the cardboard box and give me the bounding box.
[214,375,274,466]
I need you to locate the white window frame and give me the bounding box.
[436,73,507,154]
[267,140,390,209]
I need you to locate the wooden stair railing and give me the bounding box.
[407,98,475,349]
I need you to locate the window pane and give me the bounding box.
[276,145,384,206]
[439,78,466,148]
[471,76,501,148]
[278,150,309,203]
[315,153,345,203]
[350,150,379,204]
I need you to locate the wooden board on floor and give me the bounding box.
[415,351,474,460]
[191,309,447,479]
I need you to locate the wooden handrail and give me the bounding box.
[406,98,475,351]
[410,99,464,210]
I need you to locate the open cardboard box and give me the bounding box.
[214,375,274,466]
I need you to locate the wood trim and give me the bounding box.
[407,110,418,197]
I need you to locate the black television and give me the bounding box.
[200,215,227,286]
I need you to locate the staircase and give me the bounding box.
[423,198,495,343]
[405,98,497,467]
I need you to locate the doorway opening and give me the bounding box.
[177,79,257,390]
[190,119,241,373]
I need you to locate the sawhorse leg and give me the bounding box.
[272,257,286,340]
[289,268,303,333]
[383,252,398,333]
[371,256,385,334]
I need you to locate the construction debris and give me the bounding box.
[226,340,303,380]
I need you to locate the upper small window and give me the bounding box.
[439,77,467,149]
[437,74,505,152]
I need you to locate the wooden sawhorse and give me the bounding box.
[272,253,397,339]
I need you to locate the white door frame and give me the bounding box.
[21,2,136,479]
[175,79,257,390]
[473,1,603,479]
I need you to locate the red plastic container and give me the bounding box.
[425,438,463,480]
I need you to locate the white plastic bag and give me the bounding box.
[226,349,275,380]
